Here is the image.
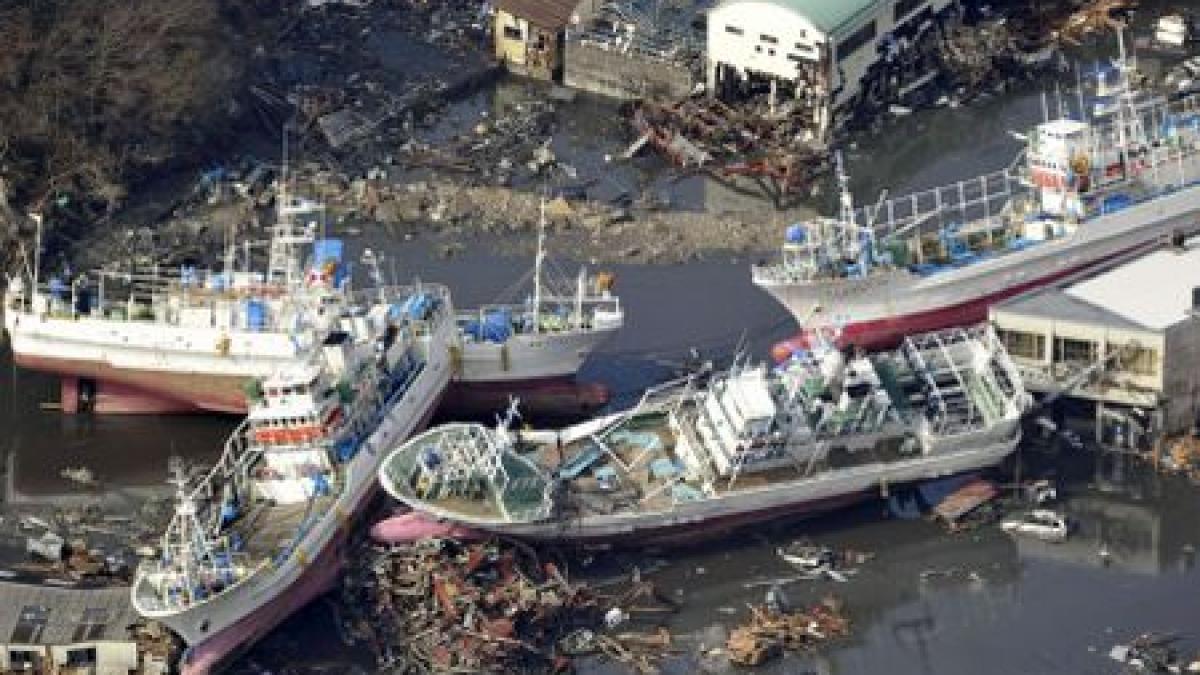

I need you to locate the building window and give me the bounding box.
[65,648,97,668]
[761,34,778,44]
[503,25,522,41]
[8,651,36,669]
[768,48,776,56]
[1115,344,1158,376]
[1055,337,1096,363]
[837,21,877,61]
[894,0,925,21]
[755,45,762,53]
[999,330,1045,360]
[725,25,744,36]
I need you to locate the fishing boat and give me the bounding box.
[378,325,1030,544]
[2,193,344,413]
[131,282,454,673]
[3,193,621,417]
[447,200,624,417]
[753,35,1200,358]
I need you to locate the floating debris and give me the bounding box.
[340,536,677,673]
[1000,509,1072,542]
[725,597,849,667]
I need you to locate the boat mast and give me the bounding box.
[1115,28,1130,179]
[532,197,546,335]
[31,211,42,293]
[575,267,585,331]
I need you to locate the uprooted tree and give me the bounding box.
[0,0,239,230]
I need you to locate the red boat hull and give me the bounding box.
[769,241,1154,359]
[15,354,607,418]
[15,354,246,414]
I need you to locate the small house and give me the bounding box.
[494,0,582,81]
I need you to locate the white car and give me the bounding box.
[1001,510,1070,542]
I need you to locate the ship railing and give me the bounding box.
[19,266,327,328]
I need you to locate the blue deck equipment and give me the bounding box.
[557,444,603,480]
[464,308,512,343]
[400,292,437,321]
[244,299,267,331]
[48,276,67,300]
[336,435,361,462]
[1101,193,1133,214]
[785,223,808,244]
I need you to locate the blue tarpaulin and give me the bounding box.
[336,435,361,462]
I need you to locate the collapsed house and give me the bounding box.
[707,0,957,142]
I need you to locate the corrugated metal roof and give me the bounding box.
[994,289,1149,332]
[496,0,580,29]
[1065,236,1200,331]
[0,582,137,646]
[714,0,879,35]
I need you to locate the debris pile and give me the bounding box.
[5,497,173,586]
[397,96,561,185]
[628,98,831,197]
[341,537,678,673]
[1109,633,1200,673]
[725,598,849,667]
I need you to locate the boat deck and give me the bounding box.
[229,496,334,565]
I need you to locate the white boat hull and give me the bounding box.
[131,319,455,669]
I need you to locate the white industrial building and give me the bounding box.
[990,235,1200,443]
[707,0,956,140]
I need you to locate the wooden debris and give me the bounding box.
[340,536,675,673]
[726,597,849,667]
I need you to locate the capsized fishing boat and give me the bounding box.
[131,282,454,673]
[446,200,623,417]
[378,325,1030,543]
[754,35,1200,357]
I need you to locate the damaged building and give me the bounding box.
[990,235,1200,445]
[494,0,584,81]
[707,0,957,142]
[564,2,702,101]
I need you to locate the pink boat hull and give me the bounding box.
[370,511,484,545]
[16,354,607,417]
[178,392,445,674]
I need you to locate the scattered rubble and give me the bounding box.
[627,98,831,199]
[339,536,679,673]
[1109,633,1200,673]
[1158,436,1200,481]
[725,597,849,667]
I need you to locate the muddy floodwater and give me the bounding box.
[2,5,1200,671]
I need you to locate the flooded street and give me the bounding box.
[2,2,1200,670]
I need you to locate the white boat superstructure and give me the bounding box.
[380,325,1030,542]
[752,38,1200,352]
[2,195,351,413]
[131,283,454,665]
